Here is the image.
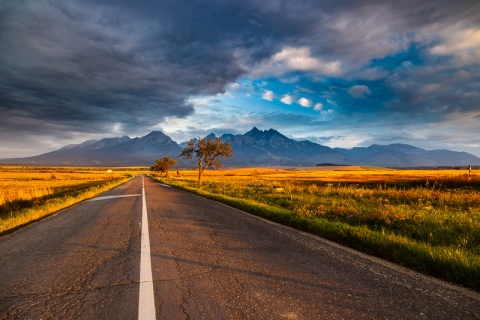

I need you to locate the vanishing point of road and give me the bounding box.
[0,175,479,319]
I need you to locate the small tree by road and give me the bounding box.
[150,156,177,178]
[179,137,233,188]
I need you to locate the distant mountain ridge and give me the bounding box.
[1,128,479,167]
[59,136,131,151]
[0,132,181,166]
[335,144,480,167]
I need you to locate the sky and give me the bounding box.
[1,0,480,158]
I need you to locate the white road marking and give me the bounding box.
[87,194,141,201]
[138,177,156,320]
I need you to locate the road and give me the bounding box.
[0,175,479,319]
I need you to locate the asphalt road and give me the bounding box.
[1,175,479,319]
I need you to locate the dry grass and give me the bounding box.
[173,166,478,189]
[0,170,120,205]
[0,166,139,234]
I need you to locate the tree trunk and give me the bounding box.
[198,160,203,188]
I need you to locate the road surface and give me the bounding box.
[0,175,479,319]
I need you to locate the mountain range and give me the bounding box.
[1,127,479,167]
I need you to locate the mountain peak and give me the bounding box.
[206,132,217,140]
[245,127,283,139]
[144,131,168,138]
[245,127,261,136]
[123,131,178,149]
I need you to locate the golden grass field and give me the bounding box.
[174,165,475,184]
[0,166,139,234]
[1,168,122,204]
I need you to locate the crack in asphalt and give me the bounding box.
[0,280,138,299]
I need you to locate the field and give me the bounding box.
[0,166,138,234]
[2,165,479,289]
[150,166,480,289]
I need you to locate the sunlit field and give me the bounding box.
[0,166,139,234]
[151,166,480,289]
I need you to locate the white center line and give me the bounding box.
[138,176,156,320]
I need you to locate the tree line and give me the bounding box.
[150,136,233,188]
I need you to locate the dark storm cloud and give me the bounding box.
[1,0,479,156]
[1,0,325,137]
[0,0,267,135]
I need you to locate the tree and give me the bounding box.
[150,156,177,178]
[179,136,233,188]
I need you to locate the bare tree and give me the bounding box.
[150,156,177,178]
[179,137,233,188]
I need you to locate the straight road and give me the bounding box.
[1,175,479,319]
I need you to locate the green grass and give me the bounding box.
[149,172,480,290]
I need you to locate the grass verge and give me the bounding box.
[149,174,480,290]
[0,175,134,235]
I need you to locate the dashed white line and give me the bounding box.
[87,194,141,201]
[138,176,156,320]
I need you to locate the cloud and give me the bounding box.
[0,0,480,157]
[295,85,315,93]
[348,85,371,98]
[347,67,390,81]
[280,95,293,105]
[298,97,312,107]
[431,28,480,65]
[384,58,480,118]
[262,90,275,101]
[0,0,267,142]
[251,47,342,78]
[421,83,441,94]
[314,103,323,111]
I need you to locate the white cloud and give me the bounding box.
[298,97,312,107]
[295,85,315,93]
[112,122,122,133]
[431,28,480,66]
[324,135,365,149]
[280,94,293,105]
[326,99,337,106]
[313,103,323,111]
[225,83,241,95]
[262,90,274,101]
[348,85,371,98]
[251,46,342,78]
[431,28,480,54]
